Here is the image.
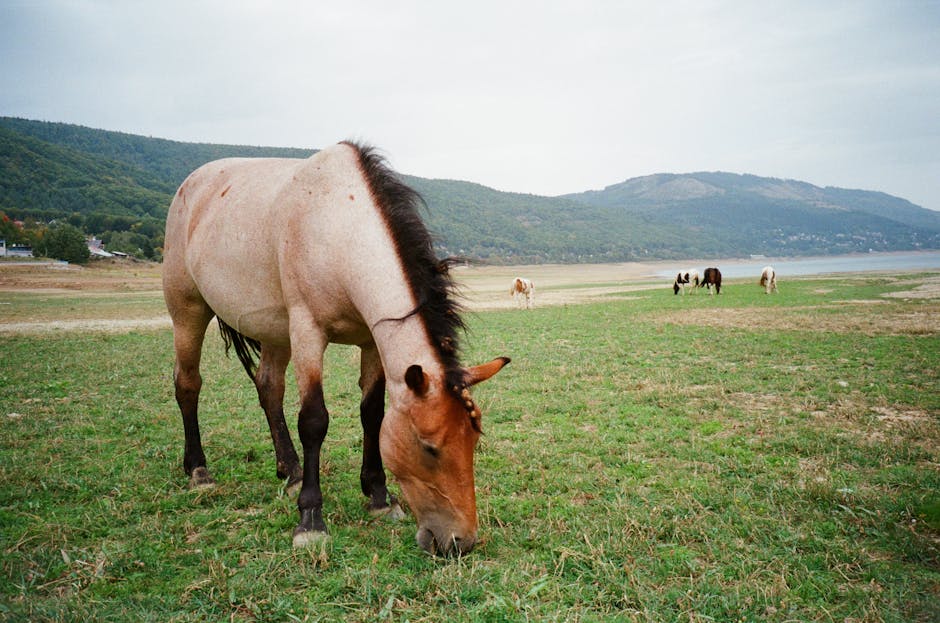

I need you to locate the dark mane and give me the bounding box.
[344,141,468,390]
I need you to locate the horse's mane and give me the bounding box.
[344,141,468,391]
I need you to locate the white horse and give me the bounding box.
[760,266,777,294]
[672,269,699,295]
[510,277,535,309]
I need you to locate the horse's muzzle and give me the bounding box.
[416,526,477,556]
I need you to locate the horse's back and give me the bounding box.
[163,145,381,343]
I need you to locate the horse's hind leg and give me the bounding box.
[358,343,403,519]
[255,345,303,492]
[170,306,215,487]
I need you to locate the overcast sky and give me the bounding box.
[2,1,939,210]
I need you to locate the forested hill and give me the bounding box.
[0,116,314,192]
[2,116,938,263]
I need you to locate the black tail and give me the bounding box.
[218,319,261,381]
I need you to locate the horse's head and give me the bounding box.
[381,356,509,556]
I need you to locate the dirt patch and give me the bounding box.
[0,260,162,292]
[657,303,940,336]
[870,405,930,424]
[881,275,940,300]
[459,284,659,311]
[452,261,668,310]
[0,317,172,335]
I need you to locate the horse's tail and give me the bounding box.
[218,319,261,381]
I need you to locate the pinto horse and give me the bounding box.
[163,141,509,556]
[673,269,700,295]
[760,266,777,293]
[510,277,535,309]
[700,267,722,294]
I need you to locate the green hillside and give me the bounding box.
[0,125,173,219]
[0,117,314,187]
[406,177,681,263]
[1,116,938,263]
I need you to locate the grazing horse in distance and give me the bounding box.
[700,267,722,294]
[673,269,700,295]
[163,141,510,556]
[510,277,535,309]
[760,266,777,293]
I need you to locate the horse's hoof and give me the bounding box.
[371,502,406,521]
[292,529,331,549]
[189,466,215,488]
[285,477,303,497]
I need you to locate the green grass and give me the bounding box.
[1,274,938,621]
[0,291,167,323]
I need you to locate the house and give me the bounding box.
[87,237,114,258]
[1,239,33,257]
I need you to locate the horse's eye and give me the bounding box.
[420,440,440,459]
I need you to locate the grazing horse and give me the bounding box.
[700,267,722,294]
[163,141,509,556]
[760,265,777,293]
[510,277,535,309]
[673,269,700,295]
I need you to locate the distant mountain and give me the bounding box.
[563,172,940,258]
[2,116,938,263]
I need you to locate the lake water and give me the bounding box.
[655,251,940,280]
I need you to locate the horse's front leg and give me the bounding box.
[358,344,404,519]
[255,345,303,492]
[290,336,331,547]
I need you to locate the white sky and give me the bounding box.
[2,1,939,210]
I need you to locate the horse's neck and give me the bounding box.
[370,312,443,395]
[344,251,443,387]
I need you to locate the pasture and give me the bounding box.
[1,262,938,621]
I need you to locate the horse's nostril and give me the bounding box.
[416,526,477,556]
[453,535,477,555]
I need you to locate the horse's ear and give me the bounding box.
[405,364,429,396]
[465,357,511,386]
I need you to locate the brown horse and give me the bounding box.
[163,141,509,555]
[699,267,722,294]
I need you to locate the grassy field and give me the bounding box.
[1,266,938,621]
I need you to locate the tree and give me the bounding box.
[37,223,90,264]
[105,230,151,258]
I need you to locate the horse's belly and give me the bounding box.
[188,247,291,343]
[219,302,291,343]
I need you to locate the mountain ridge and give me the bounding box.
[2,116,938,263]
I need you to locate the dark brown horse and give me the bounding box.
[700,267,722,294]
[163,141,509,555]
